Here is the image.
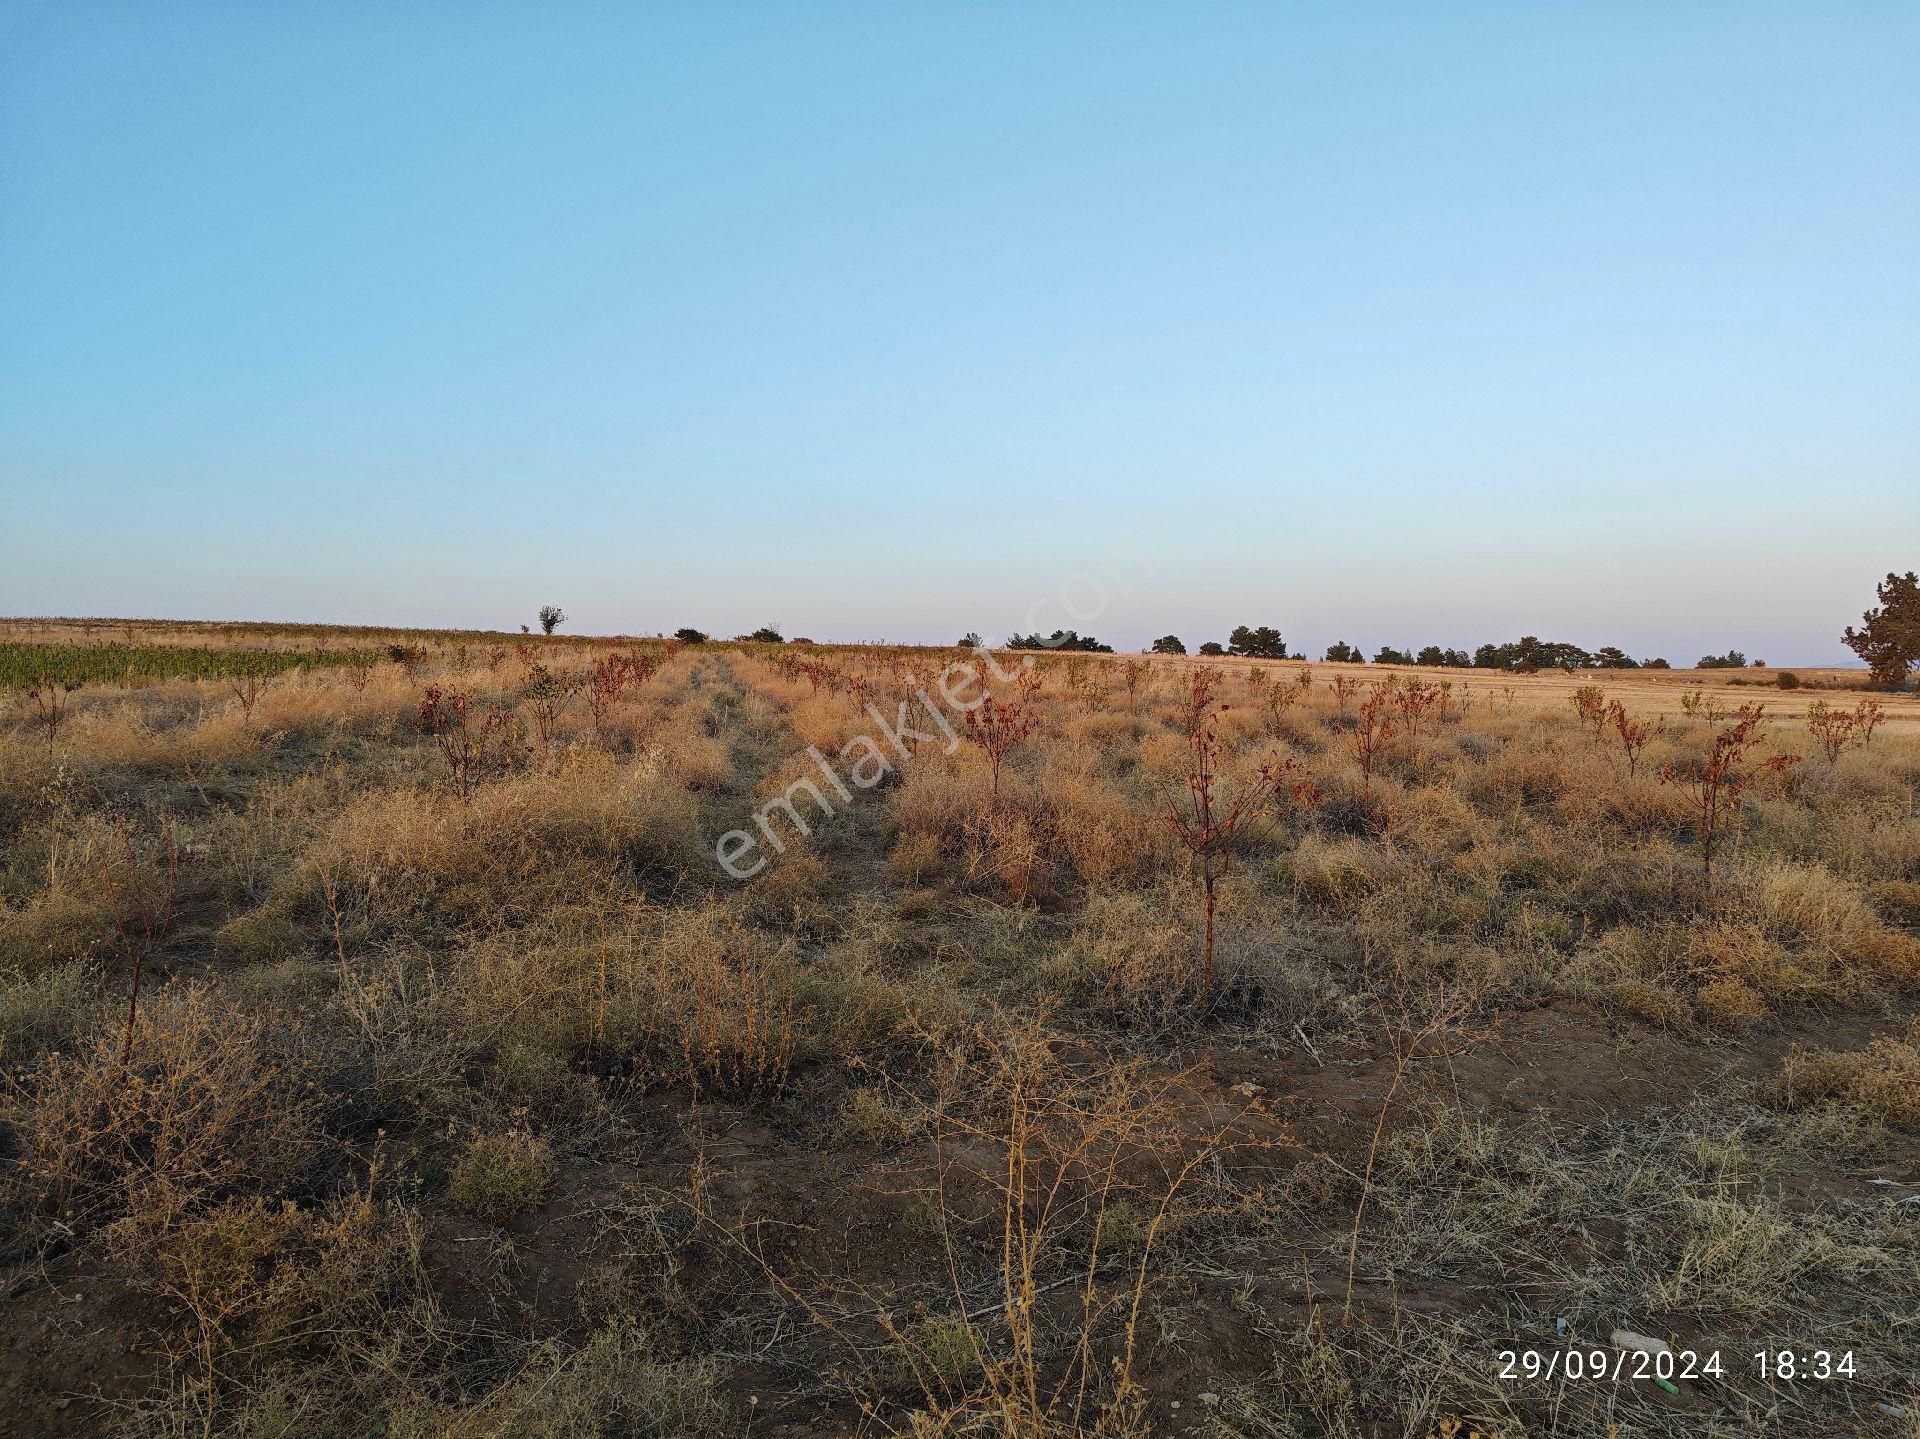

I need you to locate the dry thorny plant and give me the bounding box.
[693,1022,1278,1437]
[1164,669,1312,998]
[24,671,79,749]
[99,812,183,1064]
[1607,697,1663,777]
[1390,677,1447,754]
[1345,684,1396,797]
[585,650,657,743]
[963,693,1040,803]
[228,667,268,724]
[520,662,579,750]
[416,685,526,799]
[1569,684,1608,739]
[1661,703,1799,894]
[1340,972,1494,1323]
[673,931,799,1097]
[1805,697,1886,762]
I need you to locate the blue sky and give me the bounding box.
[2,4,1914,661]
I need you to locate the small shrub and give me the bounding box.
[1569,684,1607,737]
[22,673,79,749]
[1607,698,1664,777]
[890,828,943,882]
[1698,976,1768,1029]
[1166,669,1310,995]
[447,1129,554,1223]
[836,1086,924,1148]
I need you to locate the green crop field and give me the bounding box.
[0,641,372,689]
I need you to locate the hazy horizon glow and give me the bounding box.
[2,4,1915,662]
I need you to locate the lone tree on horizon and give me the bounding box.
[1844,571,1920,688]
[538,605,566,635]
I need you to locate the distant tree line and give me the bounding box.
[1140,629,1684,669]
[1157,627,1683,670]
[1467,637,1671,671]
[554,567,1920,688]
[1006,629,1114,652]
[1316,636,1685,671]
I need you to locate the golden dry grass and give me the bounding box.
[1,621,1917,1437]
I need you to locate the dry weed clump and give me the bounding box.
[1044,777,1167,891]
[960,806,1047,901]
[1774,1023,1920,1128]
[446,1129,554,1222]
[1,984,322,1251]
[890,827,945,883]
[289,747,703,934]
[1280,832,1408,912]
[1385,783,1490,855]
[1043,883,1345,1031]
[1469,734,1575,809]
[60,703,266,775]
[0,959,102,1060]
[125,1189,424,1435]
[899,742,1130,904]
[377,1320,727,1438]
[1871,878,1920,927]
[1043,886,1202,1023]
[453,903,800,1094]
[1753,860,1883,951]
[0,871,115,979]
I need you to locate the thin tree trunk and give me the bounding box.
[121,951,144,1064]
[1203,873,1217,996]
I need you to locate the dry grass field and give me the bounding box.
[3,620,1918,1437]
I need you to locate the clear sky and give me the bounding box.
[2,4,1915,662]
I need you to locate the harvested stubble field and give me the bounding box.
[2,623,1918,1438]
